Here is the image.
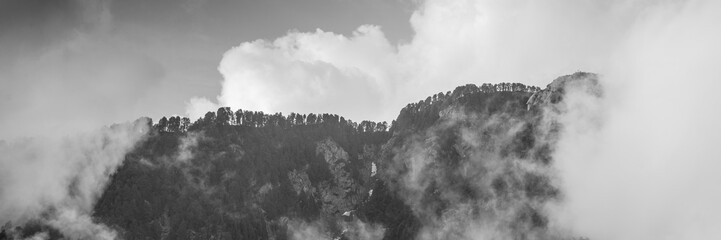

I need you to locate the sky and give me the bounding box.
[0,0,414,139]
[3,0,705,138]
[0,0,648,139]
[2,0,721,239]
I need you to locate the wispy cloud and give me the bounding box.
[188,0,721,239]
[0,118,150,238]
[187,0,664,122]
[551,1,721,239]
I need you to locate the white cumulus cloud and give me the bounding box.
[187,0,649,122]
[188,1,721,239]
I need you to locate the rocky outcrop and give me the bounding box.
[526,72,601,109]
[315,139,364,216]
[288,169,314,195]
[358,145,380,183]
[282,138,378,218]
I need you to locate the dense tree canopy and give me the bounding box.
[6,80,569,240]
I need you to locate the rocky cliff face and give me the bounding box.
[288,169,315,196]
[286,138,375,218]
[316,139,361,216]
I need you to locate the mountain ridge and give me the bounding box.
[1,72,599,240]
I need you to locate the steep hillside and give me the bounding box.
[364,72,599,239]
[93,118,391,239]
[1,73,599,240]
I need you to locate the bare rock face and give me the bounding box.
[316,138,350,165]
[526,72,601,109]
[315,139,363,216]
[282,138,377,219]
[288,169,314,195]
[358,145,380,184]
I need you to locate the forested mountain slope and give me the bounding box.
[1,72,599,240]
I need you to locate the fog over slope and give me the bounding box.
[0,119,150,239]
[187,0,721,123]
[190,0,721,239]
[0,0,719,239]
[551,1,721,238]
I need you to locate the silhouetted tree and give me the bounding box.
[216,107,233,125]
[243,110,253,127]
[204,111,216,124]
[375,121,388,132]
[296,113,305,125]
[181,117,191,132]
[307,113,317,125]
[235,109,244,126]
[156,117,168,132]
[289,113,297,125]
[168,116,180,132]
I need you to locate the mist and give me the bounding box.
[0,119,150,238]
[551,0,721,239]
[286,219,385,240]
[187,0,647,122]
[189,0,721,239]
[2,0,720,239]
[0,0,169,140]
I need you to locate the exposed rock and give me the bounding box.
[526,72,601,110]
[315,139,363,216]
[316,138,350,167]
[358,145,381,184]
[288,169,315,195]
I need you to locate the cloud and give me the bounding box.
[551,1,721,239]
[1,0,715,239]
[0,118,150,238]
[383,106,566,240]
[187,0,654,122]
[0,38,165,139]
[46,208,118,240]
[74,0,113,33]
[187,0,721,239]
[187,26,398,121]
[0,0,160,230]
[0,0,166,140]
[287,219,332,240]
[176,131,204,163]
[286,218,385,240]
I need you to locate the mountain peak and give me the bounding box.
[526,72,601,109]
